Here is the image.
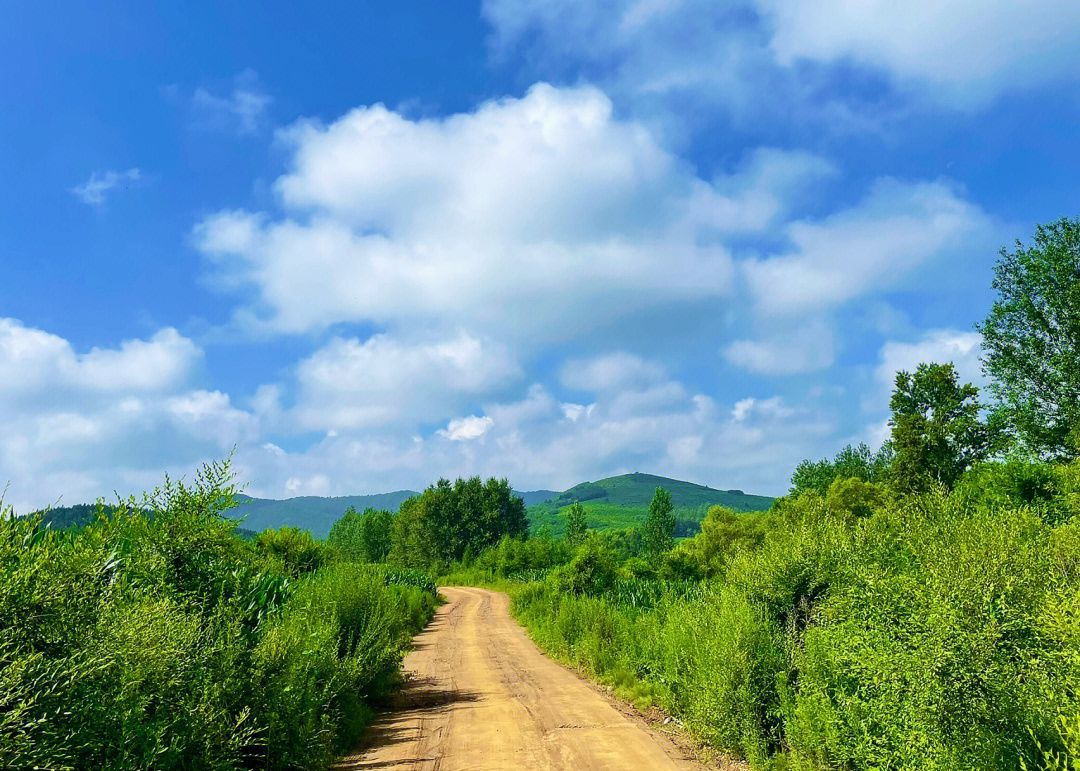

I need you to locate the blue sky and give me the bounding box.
[3,0,1079,510]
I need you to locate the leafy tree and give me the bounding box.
[565,502,588,547]
[255,526,328,575]
[889,362,992,492]
[676,505,766,578]
[328,506,393,562]
[390,477,528,566]
[641,487,675,562]
[979,217,1080,459]
[790,442,894,495]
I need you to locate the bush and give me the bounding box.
[0,461,436,771]
[508,461,1080,771]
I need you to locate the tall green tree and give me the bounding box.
[889,362,992,492]
[390,477,528,566]
[564,502,588,547]
[328,506,393,562]
[641,487,675,562]
[979,217,1080,459]
[790,442,894,495]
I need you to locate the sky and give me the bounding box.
[2,0,1079,511]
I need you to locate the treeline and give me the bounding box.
[431,218,1080,770]
[327,476,528,571]
[0,460,436,771]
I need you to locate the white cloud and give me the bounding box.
[560,352,665,392]
[743,179,994,316]
[758,0,1080,104]
[484,0,1080,123]
[230,376,832,500]
[0,320,200,396]
[69,168,141,205]
[439,415,494,441]
[191,70,272,134]
[0,319,262,513]
[290,331,520,431]
[194,85,840,336]
[724,319,836,375]
[166,390,259,446]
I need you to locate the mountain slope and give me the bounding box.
[527,473,774,535]
[231,491,418,537]
[549,472,772,510]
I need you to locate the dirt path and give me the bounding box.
[335,586,715,771]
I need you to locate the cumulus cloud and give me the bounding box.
[289,332,520,431]
[484,0,1080,124]
[743,178,995,316]
[439,415,494,441]
[69,168,141,205]
[233,374,832,500]
[724,319,836,375]
[560,352,665,392]
[0,320,260,513]
[194,84,839,336]
[0,320,200,396]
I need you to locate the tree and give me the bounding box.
[564,503,588,547]
[641,487,675,562]
[790,442,894,495]
[389,477,529,566]
[328,507,393,562]
[979,217,1080,459]
[889,362,992,492]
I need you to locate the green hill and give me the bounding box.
[231,491,417,537]
[23,474,769,540]
[526,473,773,536]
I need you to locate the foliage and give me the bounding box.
[328,507,393,563]
[504,459,1080,771]
[790,442,894,495]
[641,487,676,563]
[673,505,768,578]
[980,217,1080,459]
[255,525,330,575]
[389,476,528,568]
[889,362,993,492]
[565,502,588,547]
[0,460,435,771]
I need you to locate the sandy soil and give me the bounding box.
[335,586,718,771]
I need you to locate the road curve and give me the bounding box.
[335,586,712,771]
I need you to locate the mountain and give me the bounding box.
[515,489,559,505]
[550,472,772,510]
[23,474,770,540]
[526,473,774,535]
[231,491,418,537]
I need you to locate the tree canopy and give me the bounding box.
[390,476,528,567]
[979,217,1080,459]
[641,487,675,562]
[889,362,992,492]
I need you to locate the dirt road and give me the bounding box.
[336,586,713,771]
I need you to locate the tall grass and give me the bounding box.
[0,461,435,770]
[509,471,1080,770]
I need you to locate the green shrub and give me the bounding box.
[509,462,1080,771]
[0,461,436,771]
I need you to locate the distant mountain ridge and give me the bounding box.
[27,473,771,538]
[231,491,418,537]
